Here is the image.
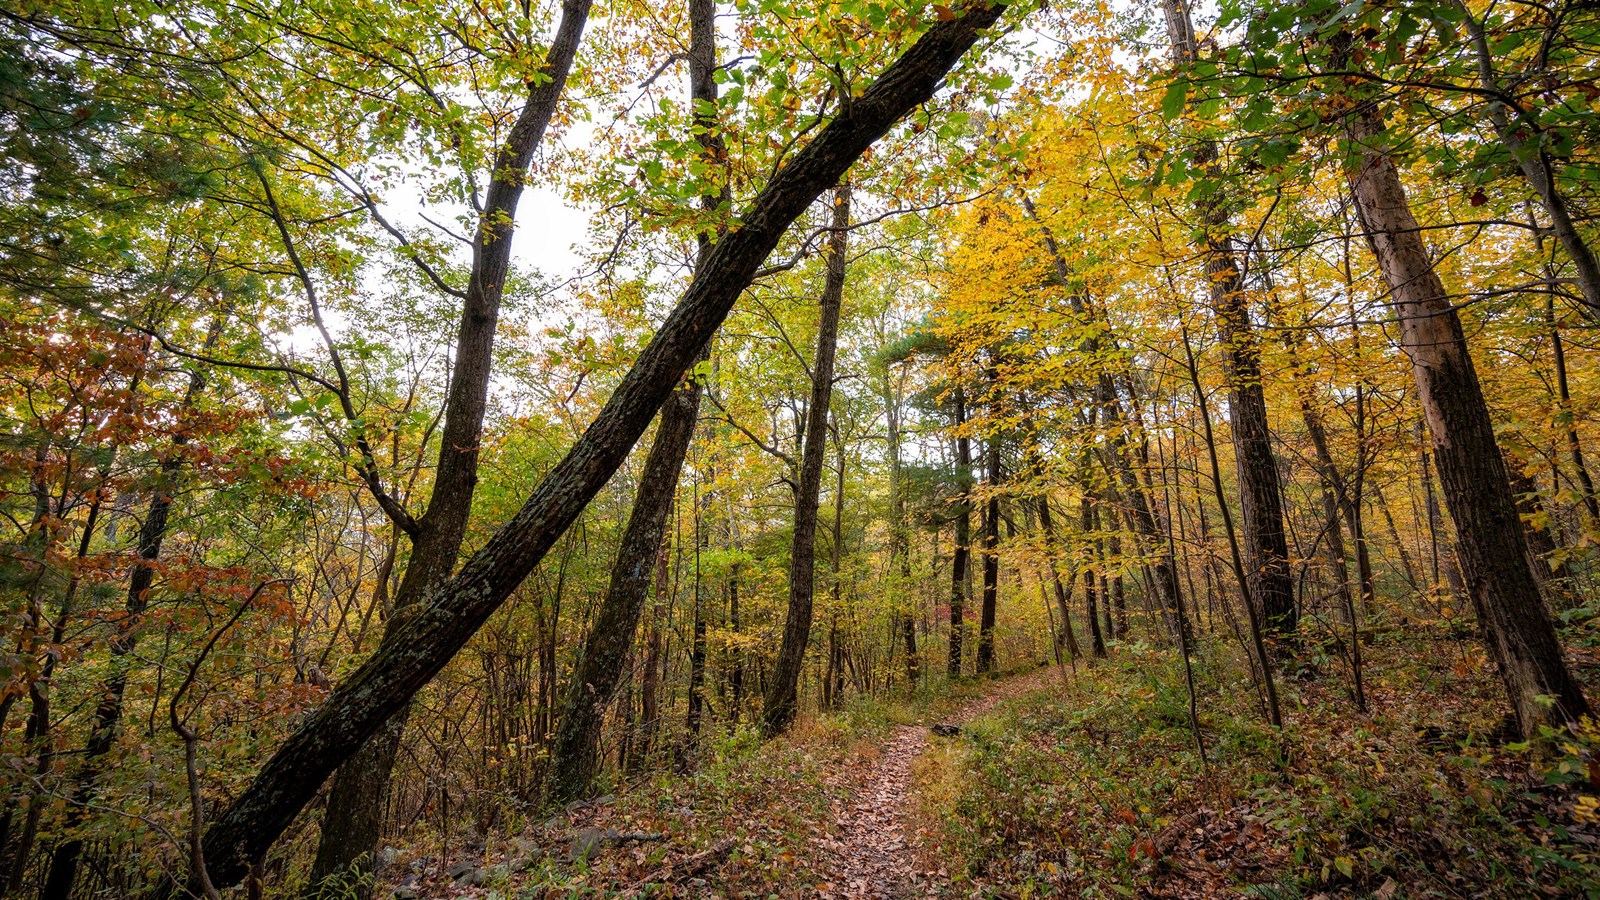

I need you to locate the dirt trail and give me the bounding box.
[813,667,1059,899]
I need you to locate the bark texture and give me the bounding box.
[194,7,1012,885]
[1342,98,1589,735]
[546,369,703,800]
[303,5,595,893]
[1161,0,1296,643]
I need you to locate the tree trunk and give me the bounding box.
[1547,298,1600,530]
[884,366,919,688]
[762,182,849,736]
[1183,326,1282,727]
[1161,0,1296,646]
[728,562,743,720]
[303,4,594,894]
[1036,496,1080,660]
[546,363,702,799]
[196,8,1013,881]
[633,536,670,774]
[1107,530,1127,637]
[685,546,707,742]
[1273,285,1367,705]
[830,430,851,700]
[6,492,103,891]
[976,433,1000,674]
[1340,93,1590,735]
[1455,0,1600,320]
[948,387,971,677]
[1082,497,1107,659]
[547,0,720,799]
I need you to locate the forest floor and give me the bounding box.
[813,668,1058,898]
[377,630,1600,899]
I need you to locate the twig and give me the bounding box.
[169,579,288,900]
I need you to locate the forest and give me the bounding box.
[3,0,1600,896]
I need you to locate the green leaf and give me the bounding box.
[1161,79,1189,120]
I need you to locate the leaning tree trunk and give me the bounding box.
[302,4,595,895]
[546,0,722,801]
[1455,0,1600,320]
[195,8,1014,883]
[1340,92,1590,735]
[762,181,850,736]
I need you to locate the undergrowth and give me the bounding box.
[910,635,1600,898]
[444,666,1034,897]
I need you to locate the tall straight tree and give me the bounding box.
[882,356,920,686]
[1160,0,1296,644]
[948,385,972,677]
[975,430,1000,674]
[1081,491,1107,658]
[762,181,850,736]
[195,4,1014,882]
[1330,39,1590,736]
[546,0,723,804]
